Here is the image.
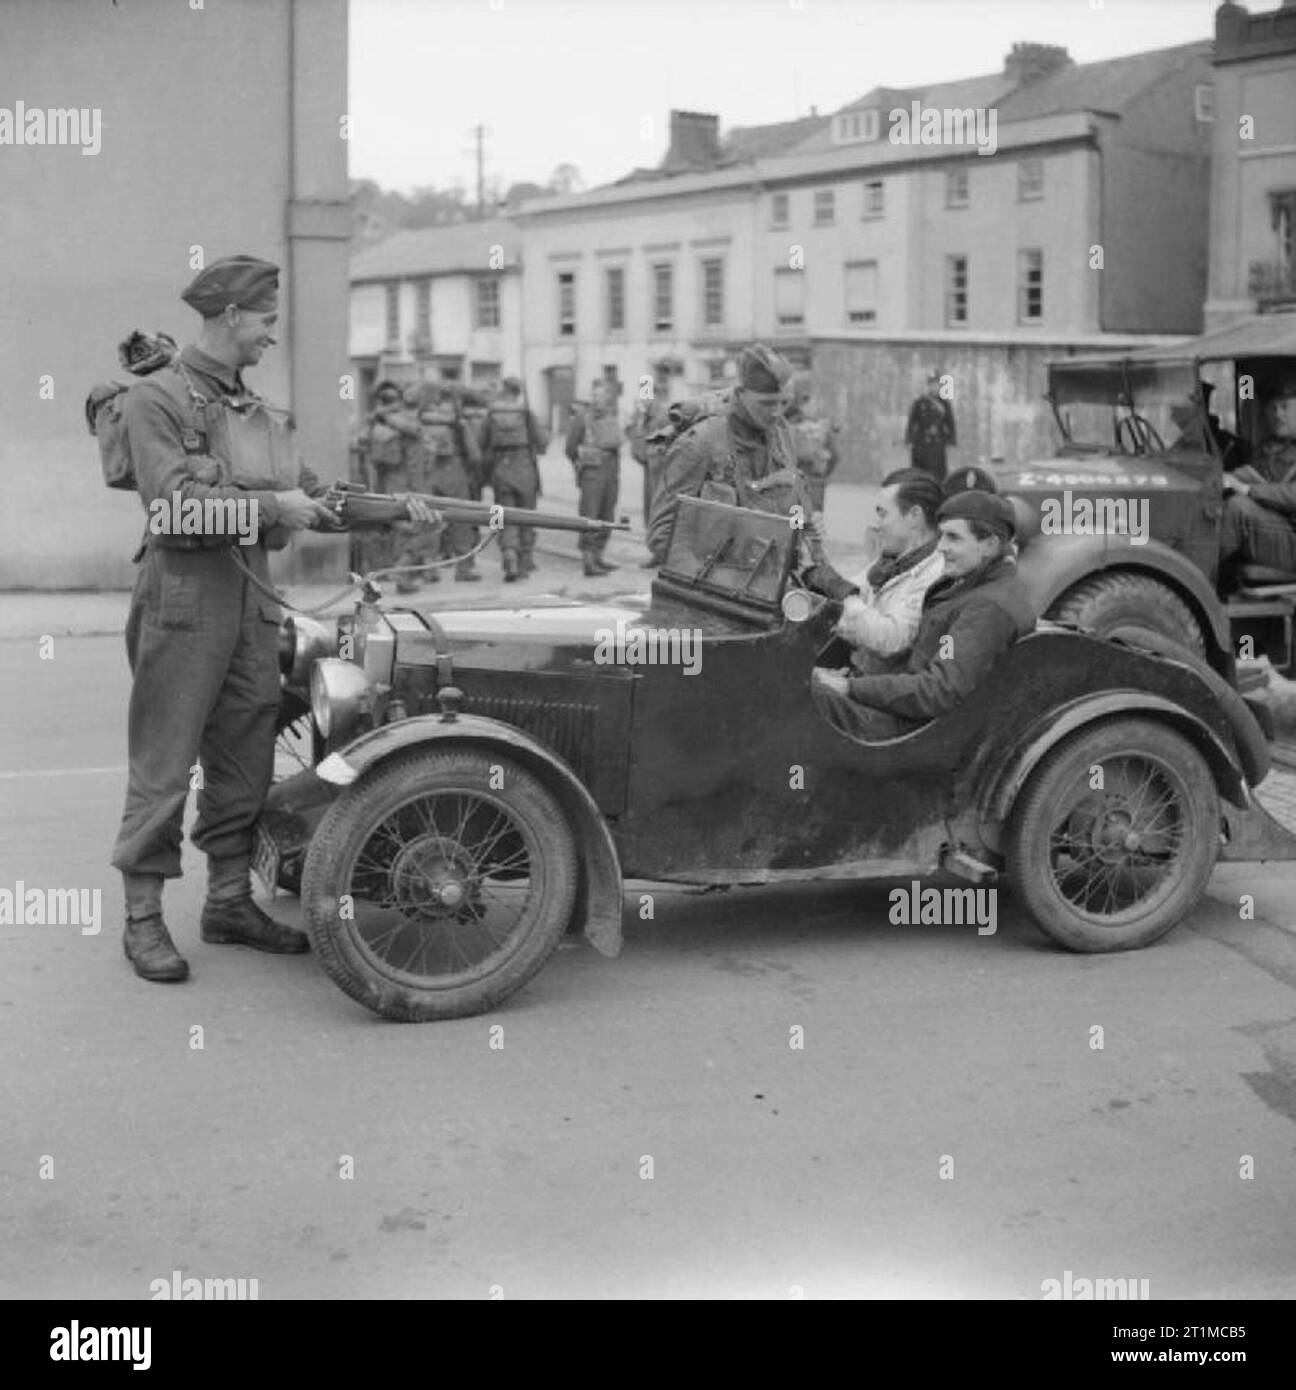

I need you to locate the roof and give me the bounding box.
[350,218,520,282]
[997,40,1210,121]
[725,113,829,161]
[1053,314,1296,368]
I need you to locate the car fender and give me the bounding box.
[317,713,623,958]
[984,692,1250,826]
[1014,533,1232,658]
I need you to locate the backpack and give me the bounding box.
[646,387,732,459]
[85,330,183,490]
[487,404,530,450]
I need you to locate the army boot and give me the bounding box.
[519,552,537,576]
[201,855,309,953]
[502,549,520,583]
[123,915,190,983]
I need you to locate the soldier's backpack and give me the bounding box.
[419,407,459,458]
[486,403,531,450]
[645,387,732,459]
[85,330,181,490]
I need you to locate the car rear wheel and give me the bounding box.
[1006,718,1220,952]
[1047,574,1206,657]
[302,749,577,1020]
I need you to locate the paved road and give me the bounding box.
[2,628,1296,1299]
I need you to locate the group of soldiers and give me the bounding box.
[353,375,547,587]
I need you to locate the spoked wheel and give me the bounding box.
[302,750,577,1020]
[1007,719,1220,952]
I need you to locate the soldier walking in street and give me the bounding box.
[110,254,338,982]
[566,379,622,576]
[480,376,548,582]
[905,370,958,482]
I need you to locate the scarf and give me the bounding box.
[865,536,938,593]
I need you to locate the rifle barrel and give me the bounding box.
[328,486,628,534]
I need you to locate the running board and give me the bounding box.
[1220,767,1296,862]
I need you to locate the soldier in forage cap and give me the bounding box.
[905,369,958,482]
[109,255,435,984]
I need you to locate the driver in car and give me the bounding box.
[1219,388,1296,579]
[811,491,1035,741]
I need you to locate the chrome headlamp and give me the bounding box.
[279,615,338,686]
[310,658,374,743]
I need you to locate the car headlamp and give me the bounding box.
[279,615,338,685]
[310,658,373,744]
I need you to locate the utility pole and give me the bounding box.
[466,123,491,219]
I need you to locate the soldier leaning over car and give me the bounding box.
[110,255,340,983]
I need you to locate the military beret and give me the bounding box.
[181,255,279,317]
[942,465,999,499]
[938,488,1016,539]
[738,342,792,394]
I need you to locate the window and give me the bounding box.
[1018,159,1044,202]
[844,260,878,326]
[1194,83,1215,123]
[774,268,805,329]
[863,179,884,218]
[1018,249,1043,322]
[832,109,879,144]
[771,192,789,227]
[814,188,835,225]
[946,168,970,208]
[605,266,625,332]
[652,263,674,333]
[707,358,728,384]
[414,279,431,345]
[701,258,724,330]
[945,255,968,327]
[557,271,575,337]
[475,277,500,329]
[384,283,400,346]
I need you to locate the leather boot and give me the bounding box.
[502,550,520,583]
[201,897,310,954]
[123,915,190,983]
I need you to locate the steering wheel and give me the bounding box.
[1116,413,1165,456]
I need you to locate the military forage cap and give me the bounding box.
[181,255,280,317]
[738,342,793,394]
[938,488,1016,539]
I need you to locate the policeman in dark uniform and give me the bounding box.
[480,377,549,581]
[565,380,622,576]
[111,255,338,982]
[905,370,958,482]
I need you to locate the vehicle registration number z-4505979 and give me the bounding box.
[1017,471,1170,488]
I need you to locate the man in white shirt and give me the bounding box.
[834,468,945,673]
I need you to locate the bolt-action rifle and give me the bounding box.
[322,480,628,536]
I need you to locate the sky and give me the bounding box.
[348,0,1224,197]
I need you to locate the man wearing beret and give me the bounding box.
[110,254,340,983]
[646,342,821,569]
[812,490,1034,741]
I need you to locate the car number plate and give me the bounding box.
[252,822,280,897]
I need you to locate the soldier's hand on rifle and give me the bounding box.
[276,489,339,531]
[398,494,442,525]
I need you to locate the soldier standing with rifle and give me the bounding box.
[566,379,622,576]
[480,376,548,582]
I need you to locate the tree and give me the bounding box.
[548,163,584,195]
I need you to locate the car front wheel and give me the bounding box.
[302,749,577,1020]
[1006,718,1220,952]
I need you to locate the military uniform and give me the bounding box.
[786,405,839,513]
[905,385,957,482]
[566,400,622,573]
[1220,436,1296,578]
[480,384,548,580]
[410,396,482,582]
[626,394,671,529]
[359,390,421,578]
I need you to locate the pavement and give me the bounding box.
[0,447,879,641]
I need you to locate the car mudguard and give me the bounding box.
[314,713,624,958]
[983,691,1250,829]
[1015,532,1233,661]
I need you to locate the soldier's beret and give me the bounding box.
[938,488,1016,539]
[738,342,792,394]
[942,465,999,499]
[181,255,280,317]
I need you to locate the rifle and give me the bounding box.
[322,480,628,536]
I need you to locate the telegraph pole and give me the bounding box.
[466,123,492,218]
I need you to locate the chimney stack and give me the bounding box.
[1004,42,1072,87]
[666,110,721,170]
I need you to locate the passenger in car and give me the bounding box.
[811,490,1035,741]
[831,469,946,674]
[1219,389,1296,580]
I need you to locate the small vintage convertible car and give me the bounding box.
[258,496,1296,1021]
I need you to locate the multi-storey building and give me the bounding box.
[349,218,522,407]
[1205,0,1296,328]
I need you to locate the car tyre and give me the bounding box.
[303,749,577,1020]
[1048,574,1205,657]
[1007,718,1219,952]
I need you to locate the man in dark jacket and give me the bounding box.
[811,490,1035,741]
[905,371,957,481]
[1219,389,1296,580]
